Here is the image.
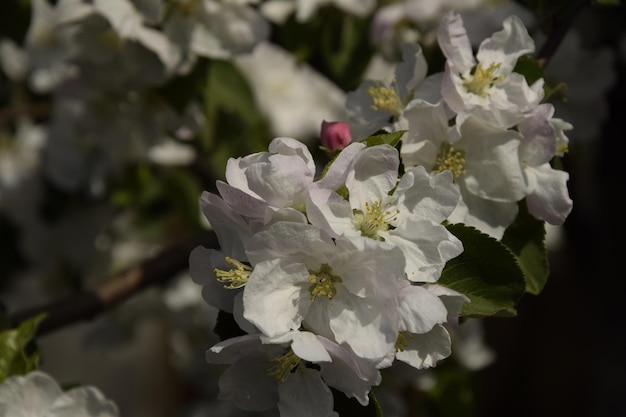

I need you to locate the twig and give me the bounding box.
[535,0,590,69]
[8,230,219,338]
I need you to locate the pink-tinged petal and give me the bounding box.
[200,191,251,260]
[525,164,572,225]
[215,181,268,220]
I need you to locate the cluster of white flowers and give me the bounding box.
[188,11,573,416]
[348,11,573,239]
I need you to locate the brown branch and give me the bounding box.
[535,0,590,69]
[8,230,219,338]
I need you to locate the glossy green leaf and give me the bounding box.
[359,131,406,148]
[439,224,526,317]
[0,313,46,383]
[501,201,550,295]
[514,55,544,86]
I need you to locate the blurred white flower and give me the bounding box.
[234,41,347,141]
[260,0,375,23]
[0,370,119,417]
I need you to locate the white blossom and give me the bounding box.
[0,371,119,417]
[307,144,463,281]
[438,10,543,128]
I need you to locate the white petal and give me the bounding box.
[0,371,62,416]
[525,164,572,225]
[218,354,279,411]
[278,368,337,417]
[395,324,451,369]
[397,282,448,334]
[476,15,535,75]
[437,11,475,74]
[188,247,238,312]
[346,145,399,208]
[199,191,250,260]
[47,387,119,417]
[243,260,311,337]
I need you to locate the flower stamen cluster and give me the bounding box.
[353,200,399,239]
[308,264,342,301]
[367,81,402,117]
[433,142,467,179]
[214,257,252,289]
[267,349,302,384]
[462,62,504,97]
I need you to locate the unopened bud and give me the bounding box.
[320,121,352,151]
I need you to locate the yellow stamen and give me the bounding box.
[214,257,252,289]
[267,349,301,384]
[367,81,402,117]
[433,142,467,179]
[353,200,399,240]
[462,62,503,97]
[308,264,342,301]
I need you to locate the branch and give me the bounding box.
[8,230,219,338]
[535,0,590,69]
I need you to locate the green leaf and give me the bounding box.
[359,130,406,148]
[501,201,550,295]
[0,313,46,383]
[513,55,544,86]
[543,81,568,103]
[439,224,526,317]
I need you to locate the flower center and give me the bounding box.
[268,349,301,383]
[433,142,467,179]
[353,200,399,240]
[308,264,342,301]
[395,331,413,352]
[462,62,503,97]
[214,257,252,289]
[367,81,402,117]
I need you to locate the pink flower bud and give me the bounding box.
[320,121,352,151]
